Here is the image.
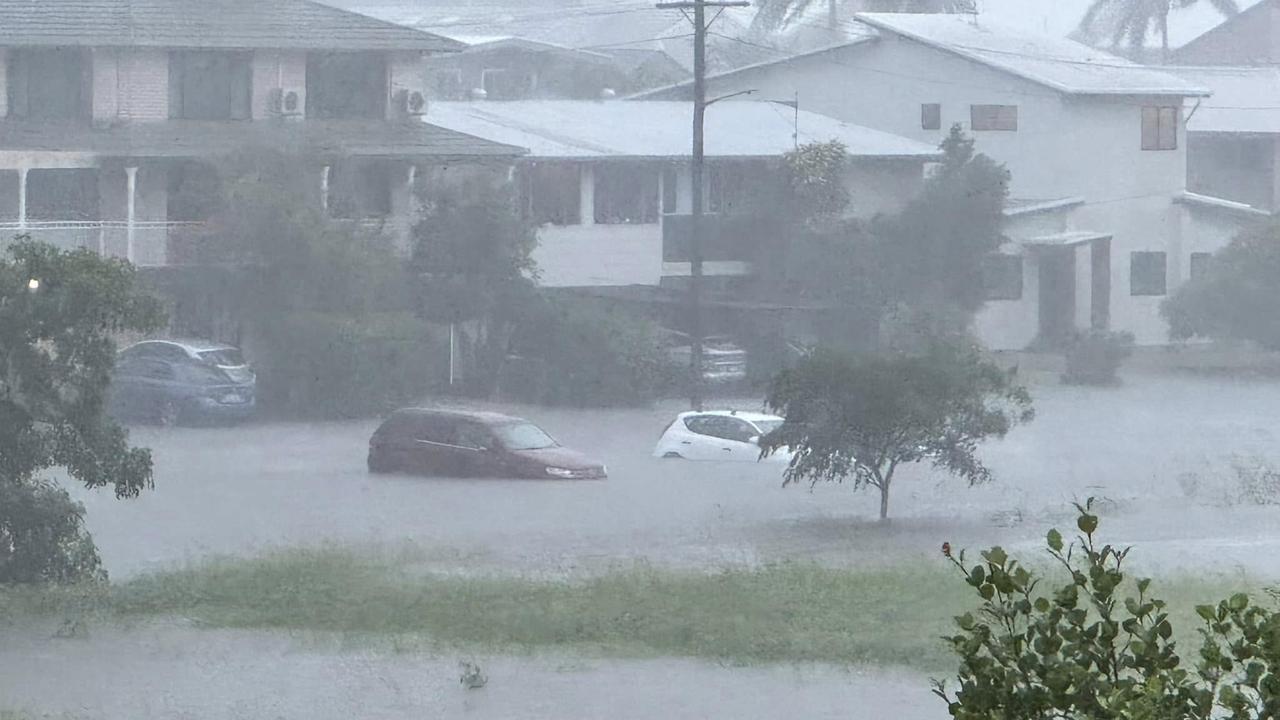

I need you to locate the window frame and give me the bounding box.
[593,163,660,225]
[1189,251,1212,280]
[169,50,253,121]
[1129,251,1168,296]
[1141,106,1180,151]
[971,104,1018,132]
[921,102,942,131]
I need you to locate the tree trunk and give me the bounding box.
[1159,11,1170,64]
[879,478,890,521]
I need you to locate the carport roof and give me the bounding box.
[1023,231,1112,247]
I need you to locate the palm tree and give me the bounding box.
[1076,0,1240,63]
[751,0,976,36]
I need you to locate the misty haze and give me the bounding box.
[5,0,1280,718]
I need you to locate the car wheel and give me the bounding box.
[662,452,684,459]
[367,452,393,474]
[156,400,182,428]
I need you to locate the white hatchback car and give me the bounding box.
[653,410,792,463]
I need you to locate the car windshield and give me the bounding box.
[198,349,245,366]
[753,419,783,435]
[492,422,557,451]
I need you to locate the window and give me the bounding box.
[971,104,1018,131]
[921,103,942,131]
[306,52,388,119]
[1141,106,1179,151]
[687,416,756,443]
[1190,252,1212,279]
[432,69,465,100]
[662,167,679,214]
[594,165,659,224]
[983,253,1024,301]
[525,164,581,226]
[707,165,749,215]
[167,161,222,222]
[26,169,99,221]
[169,51,252,120]
[7,48,91,122]
[328,160,392,219]
[1130,251,1167,296]
[0,171,19,221]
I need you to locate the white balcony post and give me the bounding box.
[17,168,27,231]
[579,164,594,227]
[125,166,138,262]
[320,165,331,213]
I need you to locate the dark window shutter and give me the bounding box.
[8,50,28,119]
[168,52,184,119]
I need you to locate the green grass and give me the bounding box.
[108,548,970,671]
[2,547,1265,675]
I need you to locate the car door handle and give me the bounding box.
[722,447,732,452]
[680,441,692,445]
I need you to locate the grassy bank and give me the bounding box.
[2,547,1263,674]
[110,549,969,671]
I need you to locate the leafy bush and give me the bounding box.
[0,480,103,584]
[505,299,676,407]
[252,312,441,419]
[938,500,1280,719]
[1062,329,1135,386]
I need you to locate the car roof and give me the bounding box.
[676,409,782,423]
[126,338,240,353]
[389,408,528,426]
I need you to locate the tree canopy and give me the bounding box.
[1076,0,1240,60]
[1162,220,1280,349]
[760,341,1032,520]
[0,239,164,582]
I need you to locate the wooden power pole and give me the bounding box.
[656,0,748,411]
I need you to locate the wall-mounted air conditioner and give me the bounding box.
[268,88,303,118]
[394,89,427,118]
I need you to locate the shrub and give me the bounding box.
[0,480,103,584]
[252,312,441,419]
[1062,329,1134,386]
[505,299,676,407]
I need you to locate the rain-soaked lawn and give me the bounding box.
[4,545,1262,675]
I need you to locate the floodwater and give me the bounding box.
[16,371,1280,718]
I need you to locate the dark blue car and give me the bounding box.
[109,339,256,426]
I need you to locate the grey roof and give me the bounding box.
[1172,66,1280,134]
[855,13,1211,97]
[424,100,939,159]
[0,0,462,51]
[0,120,523,158]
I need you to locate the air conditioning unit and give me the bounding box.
[395,89,427,117]
[268,88,302,118]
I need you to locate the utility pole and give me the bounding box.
[656,0,748,411]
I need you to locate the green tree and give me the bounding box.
[0,239,164,583]
[1076,0,1239,62]
[760,341,1032,520]
[1162,221,1280,349]
[938,501,1280,719]
[412,170,539,396]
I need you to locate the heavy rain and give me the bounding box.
[3,1,1280,719]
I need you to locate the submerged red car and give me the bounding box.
[368,409,607,479]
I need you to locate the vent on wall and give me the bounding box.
[268,88,302,117]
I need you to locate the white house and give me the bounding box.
[639,13,1254,349]
[424,99,938,289]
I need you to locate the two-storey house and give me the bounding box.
[0,0,520,267]
[639,13,1246,349]
[423,99,937,290]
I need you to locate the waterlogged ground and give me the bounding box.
[9,371,1280,718]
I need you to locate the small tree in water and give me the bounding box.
[760,342,1032,520]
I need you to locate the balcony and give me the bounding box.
[0,221,210,267]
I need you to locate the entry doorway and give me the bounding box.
[1090,237,1111,331]
[1037,247,1076,348]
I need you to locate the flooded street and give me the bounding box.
[68,372,1280,582]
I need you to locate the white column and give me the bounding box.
[579,165,594,227]
[125,166,138,262]
[17,168,27,231]
[320,165,331,213]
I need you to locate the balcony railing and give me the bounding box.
[0,221,210,266]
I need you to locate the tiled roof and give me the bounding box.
[424,100,939,159]
[0,0,461,51]
[0,119,524,158]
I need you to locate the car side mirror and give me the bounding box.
[749,435,761,446]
